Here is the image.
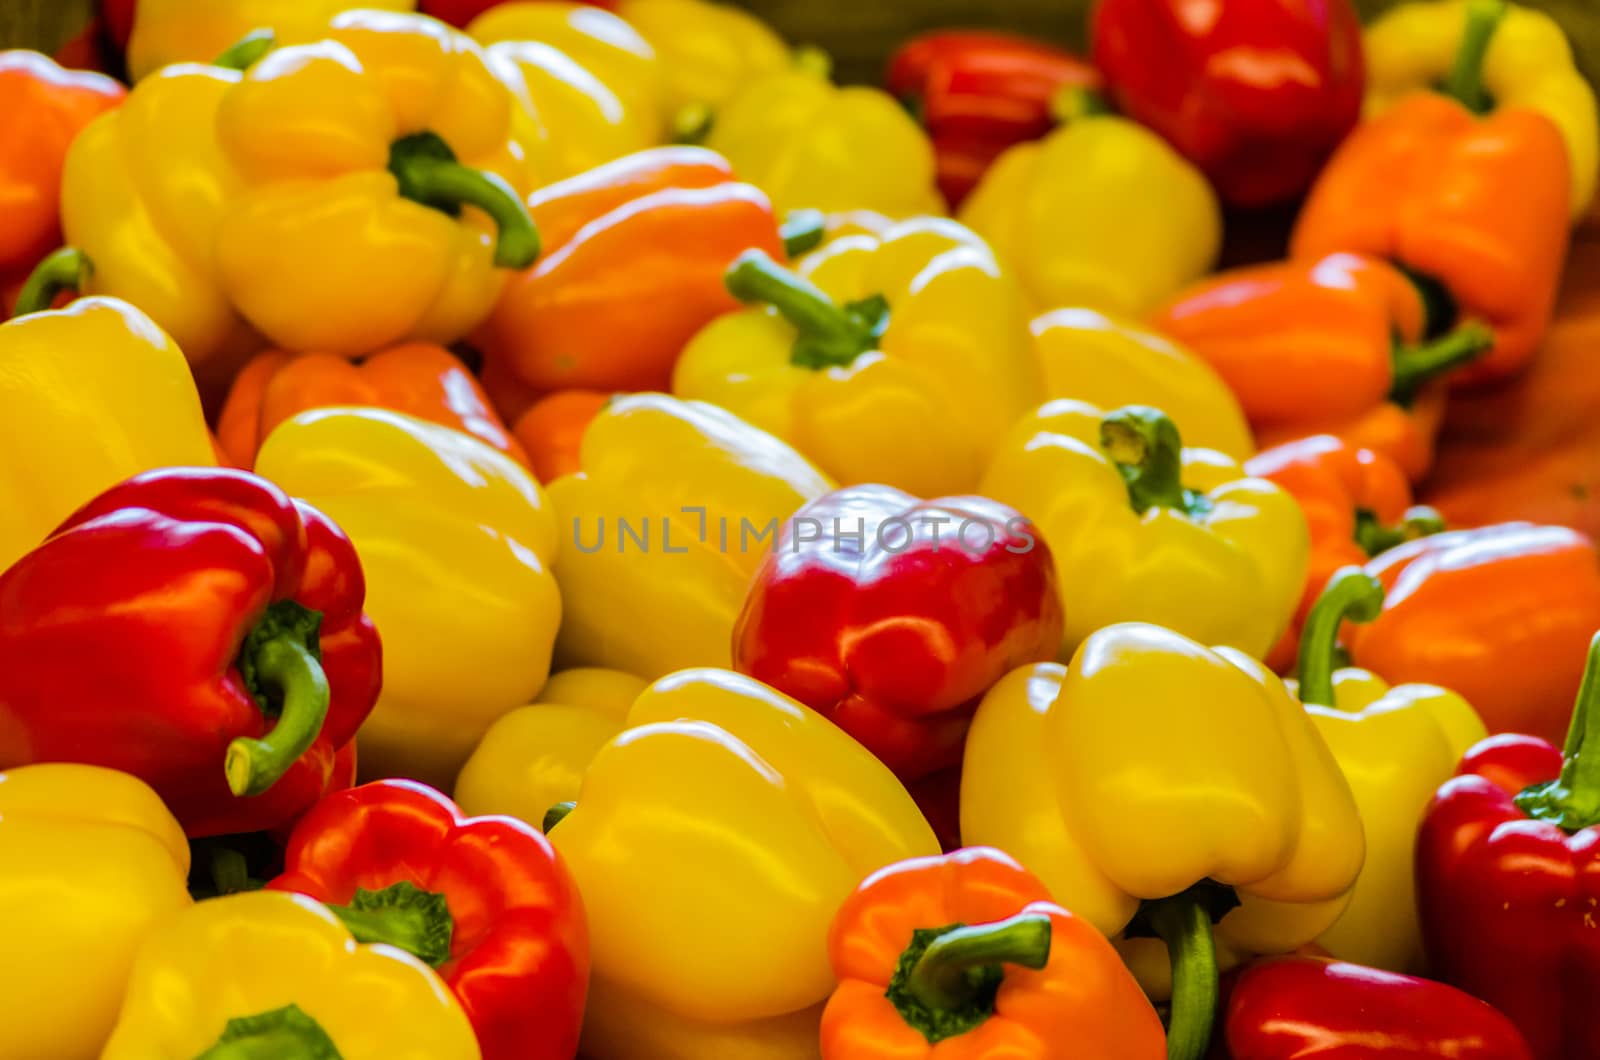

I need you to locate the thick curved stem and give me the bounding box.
[388,132,540,269]
[225,635,329,798]
[905,913,1052,1012]
[1144,894,1219,1060]
[1516,633,1600,830]
[12,247,89,317]
[1443,0,1508,112]
[724,250,887,369]
[213,29,275,71]
[1390,323,1495,403]
[1100,407,1195,515]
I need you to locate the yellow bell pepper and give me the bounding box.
[538,668,939,1060]
[1032,307,1255,462]
[673,218,1043,496]
[101,890,480,1059]
[256,407,561,790]
[126,0,415,81]
[705,59,944,216]
[962,637,1364,1060]
[1288,568,1488,974]
[1364,0,1598,220]
[547,392,833,680]
[616,0,790,123]
[959,105,1222,316]
[455,666,648,822]
[980,402,1308,660]
[0,764,192,1060]
[211,10,540,357]
[0,298,215,572]
[473,3,665,183]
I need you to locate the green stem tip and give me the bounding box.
[1100,406,1207,517]
[543,801,576,833]
[724,249,889,370]
[326,881,454,968]
[780,209,827,259]
[1515,632,1600,831]
[1354,505,1446,557]
[192,1004,341,1060]
[213,29,275,72]
[1391,323,1495,403]
[1296,568,1385,707]
[388,132,540,270]
[1144,894,1220,1060]
[225,602,330,799]
[885,914,1052,1045]
[1442,0,1508,112]
[12,247,90,317]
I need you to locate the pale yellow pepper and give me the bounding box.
[547,392,833,679]
[0,298,215,572]
[0,764,192,1060]
[127,0,415,81]
[256,407,561,789]
[616,0,790,122]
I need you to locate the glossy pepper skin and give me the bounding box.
[0,298,216,572]
[267,780,588,1060]
[437,0,619,28]
[982,402,1308,660]
[1364,0,1597,220]
[124,0,415,81]
[960,103,1221,317]
[1291,3,1571,388]
[544,668,940,1060]
[216,343,527,470]
[733,484,1064,780]
[1032,307,1254,462]
[547,392,833,680]
[675,218,1043,497]
[480,146,788,396]
[101,890,480,1059]
[1290,570,1487,973]
[211,11,540,358]
[1345,523,1600,746]
[821,846,1166,1059]
[1416,636,1600,1060]
[1155,254,1492,483]
[0,764,193,1060]
[257,408,560,789]
[884,31,1101,210]
[0,52,123,292]
[1218,956,1533,1060]
[1246,435,1439,672]
[962,636,1364,1060]
[616,0,789,122]
[512,390,610,483]
[0,467,381,837]
[1091,0,1365,208]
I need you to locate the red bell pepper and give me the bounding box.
[1416,634,1600,1060]
[268,779,589,1060]
[732,484,1063,780]
[0,467,381,837]
[1090,0,1365,207]
[100,0,135,53]
[1216,955,1533,1059]
[884,30,1101,209]
[419,0,617,27]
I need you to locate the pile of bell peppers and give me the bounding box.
[3,0,1600,1056]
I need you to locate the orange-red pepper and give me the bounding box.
[1153,253,1490,482]
[0,52,123,293]
[1346,522,1600,745]
[821,846,1166,1059]
[1290,3,1570,388]
[476,146,790,397]
[1245,435,1439,673]
[216,344,527,470]
[510,389,610,484]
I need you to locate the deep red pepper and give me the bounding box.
[418,0,617,27]
[732,484,1063,780]
[1090,0,1365,207]
[100,0,136,53]
[884,30,1100,209]
[1215,955,1533,1059]
[1416,634,1600,1060]
[0,467,380,837]
[267,779,589,1060]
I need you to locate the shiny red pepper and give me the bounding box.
[732,484,1063,780]
[1416,636,1600,1060]
[1216,956,1533,1059]
[268,779,589,1060]
[0,467,381,837]
[884,30,1101,209]
[1090,0,1365,207]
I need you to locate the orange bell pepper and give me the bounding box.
[1290,3,1570,388]
[216,343,527,469]
[1152,253,1491,482]
[477,146,790,397]
[1345,522,1600,746]
[511,389,610,484]
[820,846,1166,1059]
[0,52,123,290]
[1245,435,1440,673]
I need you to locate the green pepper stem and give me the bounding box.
[1353,505,1446,557]
[12,247,89,317]
[1100,406,1197,515]
[213,29,275,72]
[225,635,330,798]
[192,1004,341,1060]
[1515,633,1600,830]
[543,801,577,833]
[1296,568,1386,707]
[724,249,888,369]
[388,132,540,270]
[1049,84,1112,123]
[1443,0,1508,112]
[209,847,256,896]
[904,913,1052,1013]
[1390,323,1495,403]
[323,882,454,968]
[1144,894,1219,1060]
[780,209,827,259]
